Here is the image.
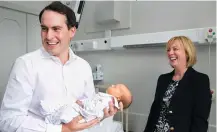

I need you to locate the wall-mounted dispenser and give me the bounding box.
[92,64,104,81]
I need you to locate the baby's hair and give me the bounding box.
[122,95,133,109]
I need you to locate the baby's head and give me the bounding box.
[106,84,132,109]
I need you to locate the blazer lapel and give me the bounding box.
[159,71,174,101]
[170,67,194,105]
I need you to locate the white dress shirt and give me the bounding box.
[0,47,95,132]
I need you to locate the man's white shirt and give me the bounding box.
[0,47,95,132]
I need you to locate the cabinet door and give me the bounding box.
[27,14,41,52]
[0,7,26,102]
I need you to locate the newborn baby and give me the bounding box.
[40,84,133,124]
[106,84,132,109]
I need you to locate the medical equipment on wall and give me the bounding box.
[92,64,104,81]
[70,27,216,51]
[205,27,216,44]
[204,27,216,101]
[70,38,111,52]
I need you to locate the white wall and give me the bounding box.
[0,1,77,15]
[0,1,50,15]
[74,1,216,40]
[0,7,27,104]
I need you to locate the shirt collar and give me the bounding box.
[40,46,77,63]
[68,47,77,62]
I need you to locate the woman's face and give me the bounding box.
[167,40,187,69]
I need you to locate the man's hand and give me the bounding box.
[103,98,123,118]
[62,115,99,132]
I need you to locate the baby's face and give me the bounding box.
[107,84,132,109]
[107,85,122,100]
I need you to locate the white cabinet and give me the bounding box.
[0,7,26,102]
[27,14,41,52]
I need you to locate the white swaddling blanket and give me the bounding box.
[40,92,120,124]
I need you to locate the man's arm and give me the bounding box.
[0,58,61,132]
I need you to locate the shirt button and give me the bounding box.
[170,127,174,131]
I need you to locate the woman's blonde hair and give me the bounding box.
[166,36,197,67]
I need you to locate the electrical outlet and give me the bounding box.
[92,72,103,81]
[92,72,97,81]
[96,72,104,80]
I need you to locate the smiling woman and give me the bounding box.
[144,36,212,132]
[166,36,196,70]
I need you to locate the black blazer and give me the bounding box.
[144,67,212,132]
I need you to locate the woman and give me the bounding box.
[144,36,212,132]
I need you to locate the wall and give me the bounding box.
[0,1,50,15]
[0,1,77,15]
[74,1,216,40]
[0,7,27,104]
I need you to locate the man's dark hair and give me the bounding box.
[39,1,77,29]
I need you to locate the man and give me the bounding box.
[0,2,119,132]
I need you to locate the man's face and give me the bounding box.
[40,10,76,57]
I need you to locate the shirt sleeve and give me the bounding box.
[0,58,62,132]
